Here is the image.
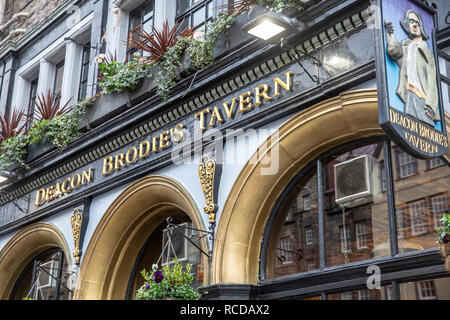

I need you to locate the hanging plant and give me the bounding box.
[436,213,450,271]
[136,260,201,300]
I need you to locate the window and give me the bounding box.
[355,221,368,249]
[279,237,293,264]
[416,280,436,300]
[303,195,311,211]
[340,224,351,253]
[384,286,394,300]
[10,249,72,300]
[176,0,215,40]
[78,44,91,100]
[409,200,427,235]
[305,226,313,245]
[53,61,64,100]
[306,259,315,271]
[262,138,449,299]
[28,77,39,123]
[357,289,370,300]
[397,151,418,178]
[431,193,448,229]
[127,1,154,58]
[395,206,406,239]
[427,158,445,169]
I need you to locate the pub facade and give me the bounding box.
[0,0,449,300]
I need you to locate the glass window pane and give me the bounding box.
[400,276,450,300]
[323,141,390,266]
[54,62,64,98]
[393,143,450,252]
[265,166,319,279]
[193,6,206,27]
[327,286,391,300]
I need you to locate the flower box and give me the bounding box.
[26,138,55,163]
[78,74,156,131]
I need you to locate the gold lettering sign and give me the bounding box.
[102,123,186,177]
[35,168,94,207]
[194,71,292,131]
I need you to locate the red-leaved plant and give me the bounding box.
[0,107,29,143]
[215,0,258,15]
[33,90,71,122]
[126,20,195,63]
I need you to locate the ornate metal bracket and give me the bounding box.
[166,217,214,259]
[70,198,91,265]
[71,208,83,264]
[198,155,218,224]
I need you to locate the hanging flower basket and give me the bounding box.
[135,260,201,300]
[440,239,450,272]
[436,214,450,272]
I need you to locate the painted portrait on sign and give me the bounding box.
[382,0,442,131]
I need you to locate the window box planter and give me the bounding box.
[25,138,55,163]
[79,72,156,131]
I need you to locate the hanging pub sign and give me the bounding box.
[374,0,448,158]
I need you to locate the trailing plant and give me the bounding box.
[436,213,450,244]
[218,0,306,15]
[136,259,201,300]
[0,97,94,170]
[0,133,30,169]
[33,90,71,122]
[156,13,236,101]
[97,55,154,95]
[0,107,28,143]
[28,96,93,149]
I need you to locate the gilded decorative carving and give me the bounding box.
[198,155,216,224]
[71,208,83,264]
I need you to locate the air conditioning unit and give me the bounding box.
[334,155,380,207]
[162,222,189,266]
[37,259,58,290]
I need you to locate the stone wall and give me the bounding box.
[1,0,67,44]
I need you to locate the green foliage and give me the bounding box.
[0,97,93,170]
[258,0,306,13]
[0,133,29,169]
[97,56,154,94]
[157,13,236,101]
[135,259,201,300]
[436,214,450,244]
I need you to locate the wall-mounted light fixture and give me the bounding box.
[241,12,300,43]
[242,11,321,83]
[0,170,14,184]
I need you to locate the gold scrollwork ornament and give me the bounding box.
[71,208,83,264]
[198,155,216,224]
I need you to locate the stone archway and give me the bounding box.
[0,222,72,299]
[212,89,385,285]
[74,175,206,300]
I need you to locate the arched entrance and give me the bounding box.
[0,222,72,299]
[213,88,450,285]
[213,89,384,284]
[75,175,207,300]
